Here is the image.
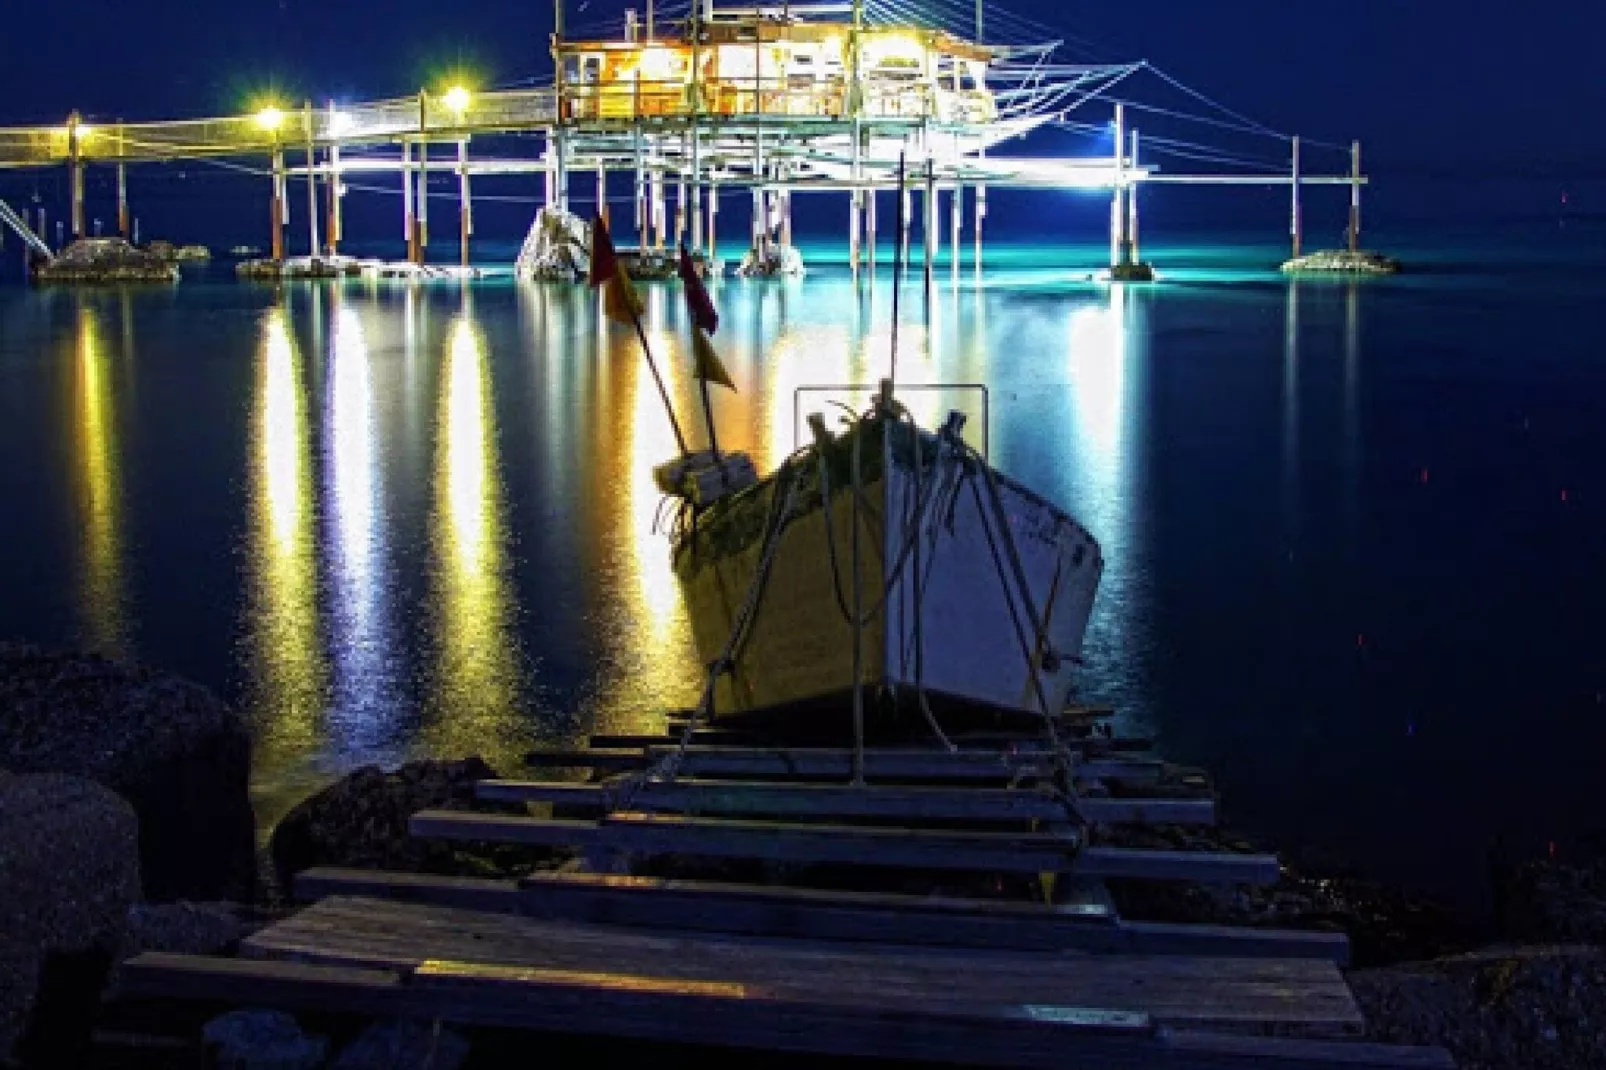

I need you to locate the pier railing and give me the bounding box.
[0,89,561,168]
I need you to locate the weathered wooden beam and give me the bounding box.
[410,810,1270,883]
[476,778,1214,826]
[293,868,522,910]
[408,812,600,848]
[639,746,1163,784]
[518,869,1116,949]
[118,951,1447,1068]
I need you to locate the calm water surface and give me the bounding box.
[2,230,1603,902]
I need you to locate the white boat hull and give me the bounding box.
[672,420,1102,724]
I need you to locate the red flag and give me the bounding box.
[588,216,619,288]
[677,245,719,335]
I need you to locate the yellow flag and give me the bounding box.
[691,326,736,391]
[603,266,644,326]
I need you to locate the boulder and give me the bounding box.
[332,1019,471,1070]
[1351,945,1606,1070]
[735,243,805,278]
[0,773,141,1062]
[515,207,590,281]
[30,238,179,284]
[202,1009,327,1070]
[269,757,557,892]
[0,643,256,901]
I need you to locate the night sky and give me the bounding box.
[1,0,1601,176]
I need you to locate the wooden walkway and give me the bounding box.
[117,725,1455,1069]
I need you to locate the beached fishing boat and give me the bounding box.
[656,389,1103,728]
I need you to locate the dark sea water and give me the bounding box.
[1,219,1603,907]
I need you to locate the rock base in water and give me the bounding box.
[735,244,805,278]
[0,773,141,1062]
[0,643,255,901]
[515,207,590,281]
[237,257,484,282]
[30,239,179,284]
[1108,261,1156,282]
[268,758,562,893]
[1281,249,1401,275]
[144,240,211,263]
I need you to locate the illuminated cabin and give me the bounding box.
[555,18,996,125]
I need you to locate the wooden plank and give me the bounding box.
[516,870,1117,949]
[477,778,1213,826]
[408,812,601,848]
[524,747,649,770]
[599,811,1080,873]
[288,867,1344,964]
[244,897,1365,1035]
[640,745,1163,784]
[1077,846,1281,885]
[120,949,1444,1069]
[1115,921,1350,966]
[292,867,523,910]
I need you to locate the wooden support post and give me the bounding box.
[899,183,911,270]
[849,190,861,276]
[595,164,607,229]
[923,163,937,289]
[303,102,320,259]
[866,187,877,273]
[974,182,985,272]
[270,142,286,262]
[67,112,85,241]
[415,92,430,264]
[1128,128,1140,264]
[950,183,962,281]
[1290,135,1302,259]
[1347,140,1361,254]
[780,184,792,251]
[675,174,686,249]
[402,140,416,262]
[1111,102,1129,268]
[543,131,556,209]
[327,102,342,255]
[459,139,473,267]
[751,186,763,253]
[555,128,569,214]
[116,161,129,241]
[708,179,718,264]
[691,131,703,255]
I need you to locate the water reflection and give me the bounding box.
[324,301,395,751]
[243,306,329,777]
[425,311,524,754]
[1060,286,1148,722]
[69,303,127,656]
[1283,284,1301,542]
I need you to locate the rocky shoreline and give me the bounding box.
[3,643,1603,1068]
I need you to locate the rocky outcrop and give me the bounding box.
[30,238,179,284]
[144,240,211,262]
[1108,261,1156,282]
[0,773,141,1063]
[1491,844,1606,945]
[202,1009,328,1069]
[1351,946,1606,1070]
[268,758,559,893]
[735,243,805,278]
[1280,249,1401,275]
[515,207,590,281]
[332,1019,470,1070]
[0,643,256,901]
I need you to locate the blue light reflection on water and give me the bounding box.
[1,230,1604,898]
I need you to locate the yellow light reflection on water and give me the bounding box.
[71,304,127,657]
[245,306,328,776]
[426,314,521,754]
[327,302,393,747]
